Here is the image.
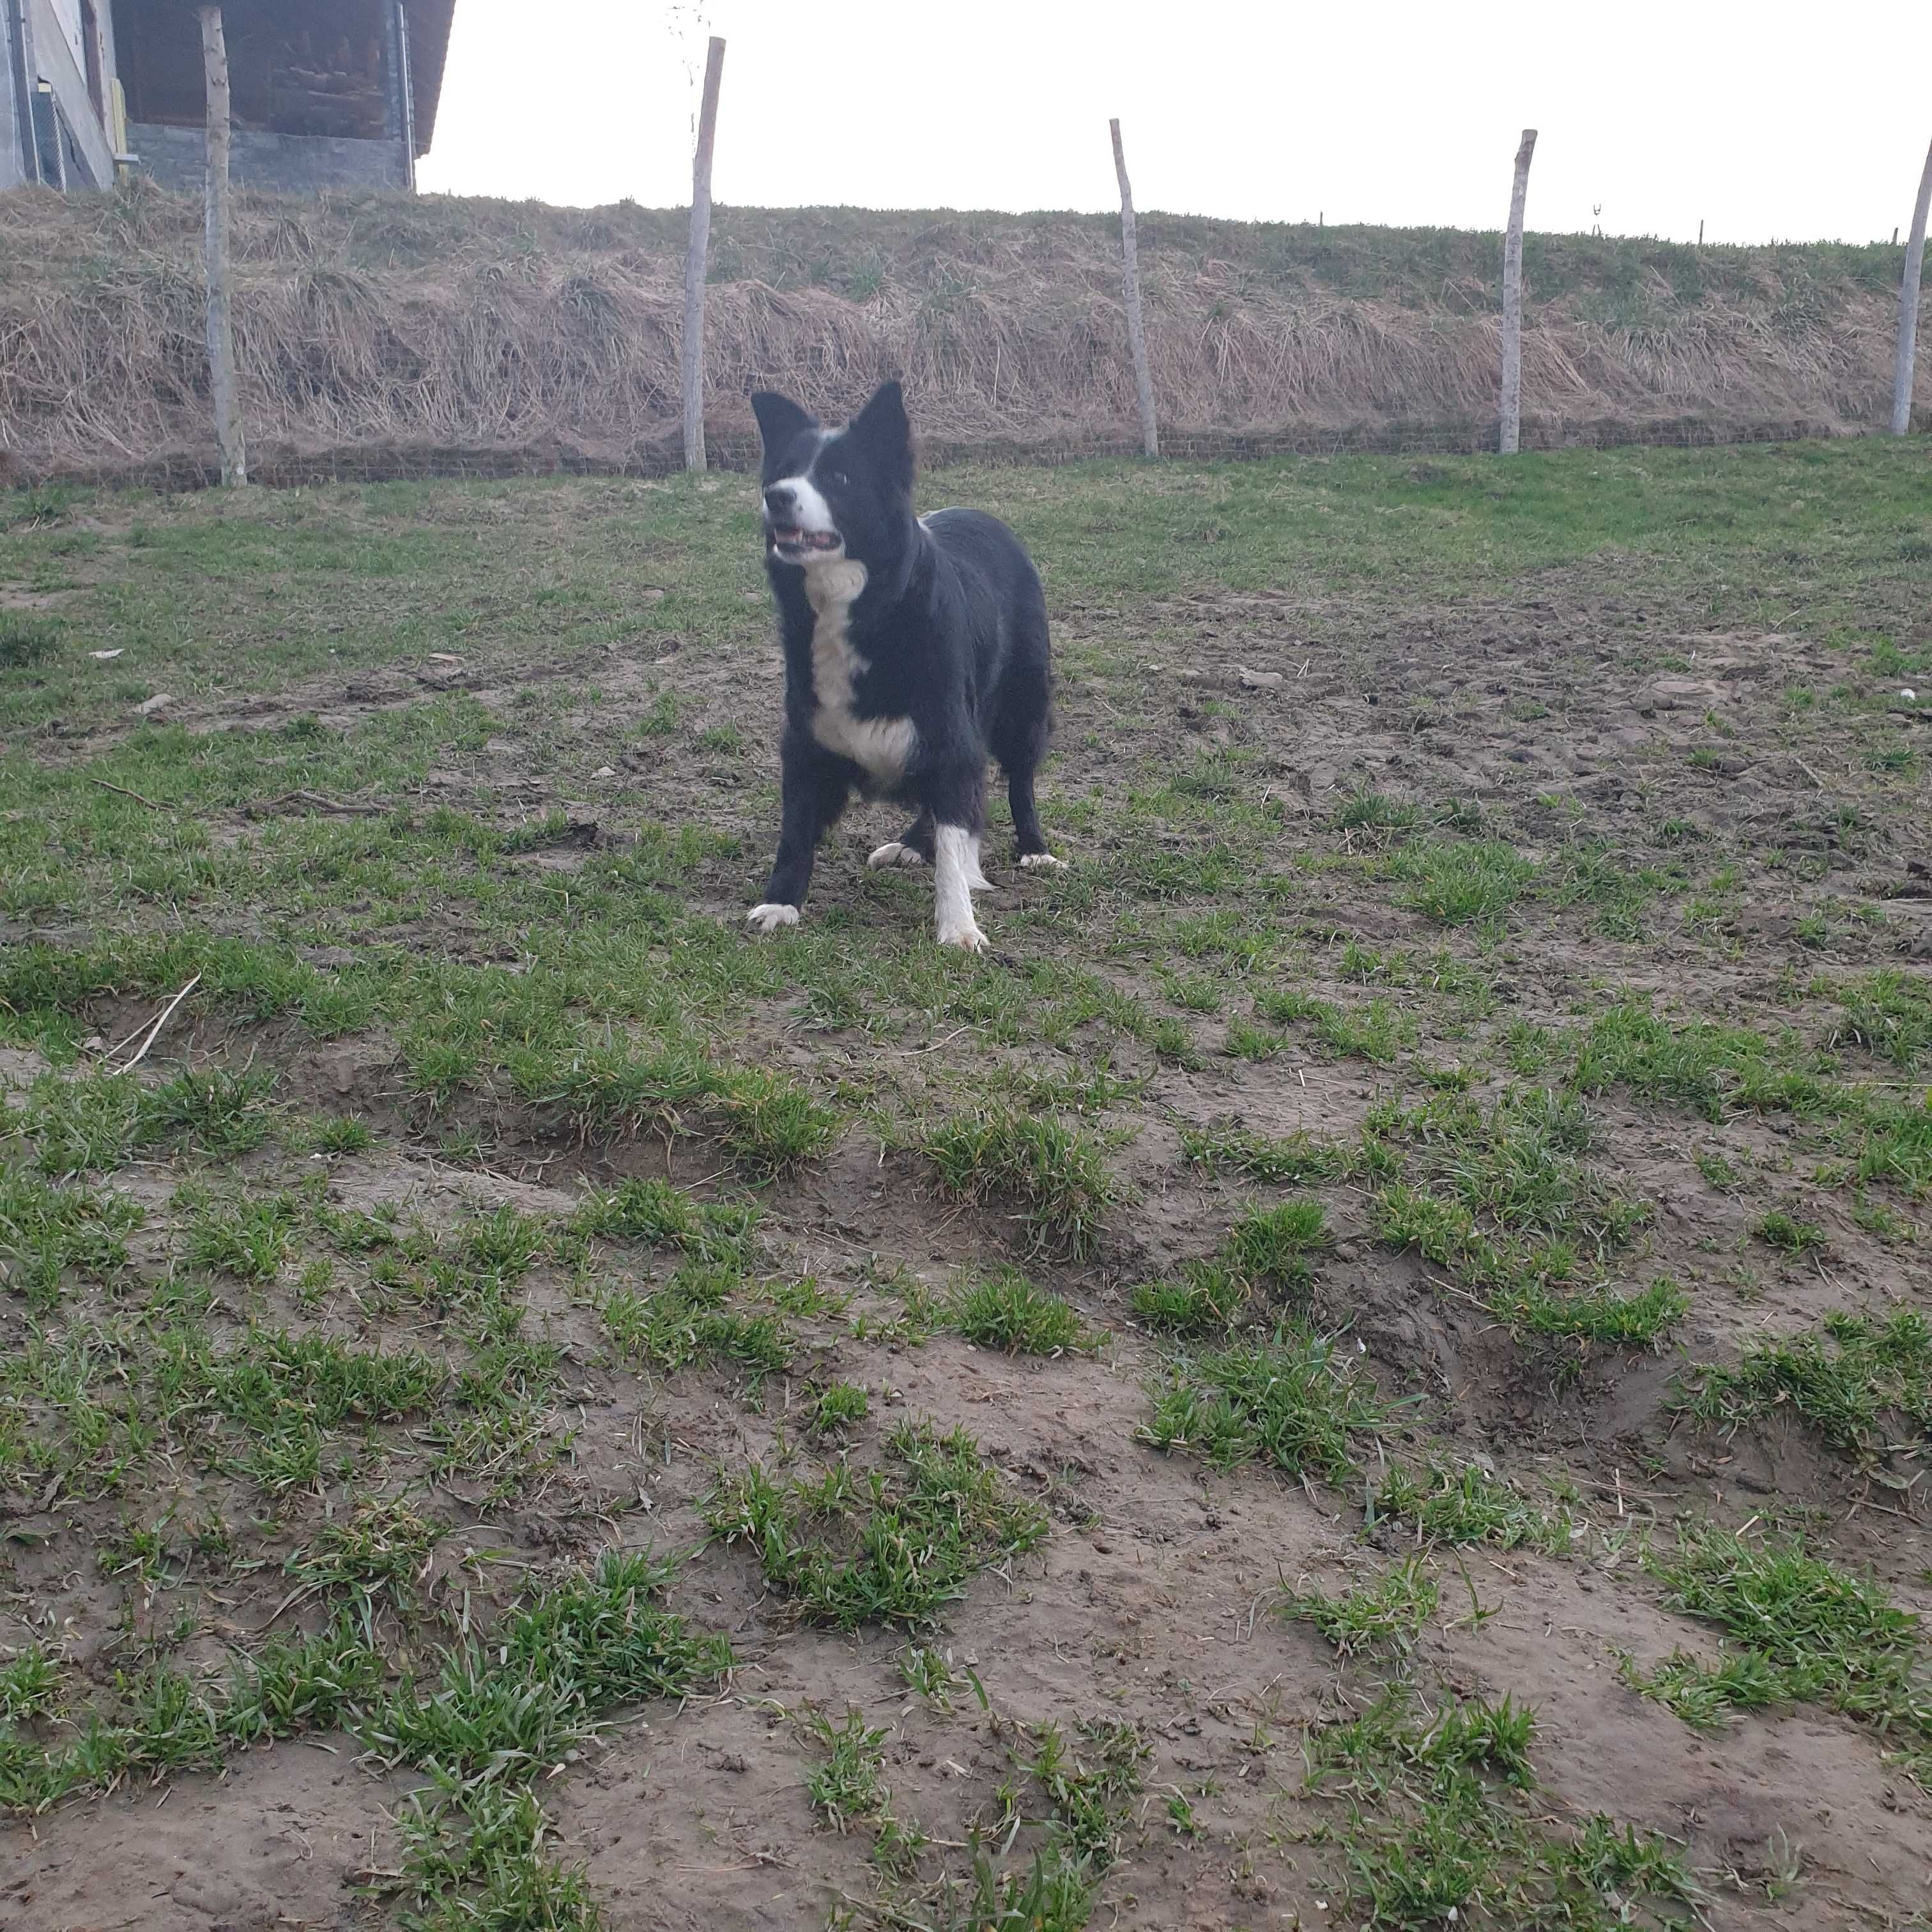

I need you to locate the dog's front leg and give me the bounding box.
[931,812,990,950]
[748,737,848,933]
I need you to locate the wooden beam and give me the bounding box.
[1499,127,1537,456]
[1110,118,1159,457]
[1891,134,1932,436]
[682,36,725,471]
[200,5,246,486]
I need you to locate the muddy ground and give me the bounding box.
[1,447,1929,1931]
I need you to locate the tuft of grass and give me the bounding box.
[288,1496,444,1609]
[0,1163,142,1308]
[948,1269,1091,1354]
[1250,988,1418,1064]
[1129,1261,1250,1337]
[900,1645,956,1704]
[363,1550,734,1779]
[521,1038,835,1172]
[921,1105,1117,1259]
[1179,1121,1355,1184]
[1571,1000,1842,1126]
[307,1113,376,1154]
[1363,1460,1574,1554]
[1388,837,1537,926]
[1222,1197,1334,1286]
[0,1646,62,1722]
[182,1195,295,1282]
[1825,969,1932,1070]
[1140,1325,1390,1483]
[8,1070,146,1175]
[804,1709,889,1829]
[1630,1526,1929,1770]
[1285,1557,1439,1655]
[703,1420,1048,1628]
[141,1064,281,1157]
[1758,1207,1826,1254]
[1673,1308,1930,1460]
[1367,1086,1669,1348]
[573,1174,757,1264]
[1029,1717,1149,1873]
[1498,1275,1690,1347]
[1334,787,1422,844]
[806,1380,870,1438]
[1130,1198,1333,1337]
[0,614,63,668]
[599,1261,792,1379]
[1303,1685,1699,1929]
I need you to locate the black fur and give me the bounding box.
[747,379,1055,921]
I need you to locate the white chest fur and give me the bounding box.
[802,559,917,783]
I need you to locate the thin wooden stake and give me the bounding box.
[1499,127,1537,456]
[1890,134,1932,436]
[682,36,726,472]
[1110,118,1159,458]
[199,6,245,486]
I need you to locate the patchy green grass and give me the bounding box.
[1364,1086,1676,1354]
[6,441,1931,1928]
[1387,837,1537,926]
[1285,1558,1440,1656]
[806,1379,871,1438]
[1140,1326,1391,1483]
[1673,1308,1931,1460]
[920,1105,1118,1259]
[1363,1460,1575,1554]
[1178,1121,1356,1184]
[1758,1207,1827,1254]
[702,1422,1050,1627]
[947,1269,1093,1354]
[1130,1199,1335,1337]
[804,1708,891,1829]
[599,1261,792,1379]
[1303,1686,1700,1929]
[1629,1526,1929,1779]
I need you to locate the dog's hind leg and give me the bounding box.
[867,810,935,873]
[990,656,1065,873]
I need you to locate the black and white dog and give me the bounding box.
[744,379,1062,952]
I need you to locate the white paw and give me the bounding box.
[1020,852,1068,872]
[746,903,801,933]
[937,919,989,953]
[867,841,925,870]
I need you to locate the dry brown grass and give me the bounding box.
[0,180,1920,480]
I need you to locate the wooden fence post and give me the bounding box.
[1499,127,1537,456]
[199,5,245,486]
[1890,133,1932,436]
[682,36,725,471]
[1110,118,1159,457]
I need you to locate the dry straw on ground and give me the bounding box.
[0,181,1920,482]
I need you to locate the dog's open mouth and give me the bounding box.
[768,526,842,556]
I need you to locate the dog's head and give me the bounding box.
[749,381,914,573]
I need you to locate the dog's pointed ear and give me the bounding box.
[750,391,816,454]
[850,380,913,492]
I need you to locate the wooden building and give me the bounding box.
[3,0,452,192]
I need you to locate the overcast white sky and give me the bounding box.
[418,1,1932,246]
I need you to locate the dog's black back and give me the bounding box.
[744,382,1058,949]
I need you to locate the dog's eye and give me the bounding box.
[825,470,848,489]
